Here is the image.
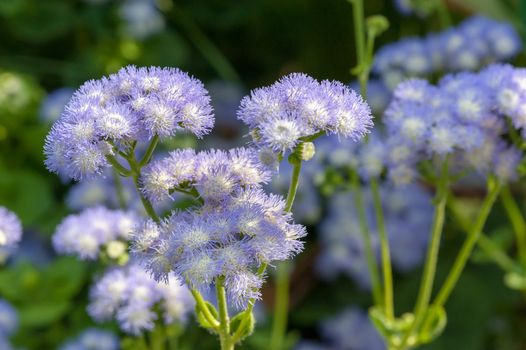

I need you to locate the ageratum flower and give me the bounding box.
[52,207,138,260]
[237,73,372,154]
[316,184,432,287]
[0,207,22,249]
[88,263,193,335]
[373,16,521,90]
[44,66,214,180]
[383,65,523,185]
[133,148,306,307]
[58,328,119,350]
[141,147,271,203]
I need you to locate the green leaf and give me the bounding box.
[18,300,70,327]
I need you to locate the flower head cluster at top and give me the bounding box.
[133,147,306,306]
[0,207,22,250]
[317,184,432,288]
[52,207,138,261]
[88,263,193,335]
[383,64,524,186]
[44,65,213,180]
[59,328,119,350]
[237,73,372,154]
[373,16,521,90]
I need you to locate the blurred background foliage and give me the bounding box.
[0,0,525,349]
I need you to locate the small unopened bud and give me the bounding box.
[106,240,127,259]
[299,142,316,161]
[367,15,389,37]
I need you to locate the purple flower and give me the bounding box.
[88,263,193,335]
[44,66,214,180]
[0,207,22,249]
[52,207,138,260]
[237,73,373,154]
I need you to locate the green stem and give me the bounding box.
[350,171,383,307]
[269,158,302,350]
[400,158,449,348]
[270,261,291,350]
[371,178,394,320]
[216,277,234,350]
[433,178,501,308]
[500,185,526,267]
[139,135,159,167]
[106,155,132,177]
[284,160,302,213]
[112,169,127,209]
[436,0,452,28]
[447,195,517,273]
[190,287,220,329]
[132,173,161,223]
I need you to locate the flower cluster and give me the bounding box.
[44,66,213,180]
[237,73,373,154]
[0,207,22,250]
[141,147,272,203]
[59,328,119,350]
[383,64,523,185]
[88,263,193,335]
[134,148,306,306]
[373,16,521,90]
[317,184,432,287]
[0,299,18,350]
[52,207,138,260]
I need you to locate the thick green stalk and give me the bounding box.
[399,159,449,349]
[216,277,234,350]
[350,171,383,307]
[500,185,526,267]
[447,196,517,273]
[433,178,501,308]
[371,178,394,320]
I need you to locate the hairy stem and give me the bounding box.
[216,277,234,350]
